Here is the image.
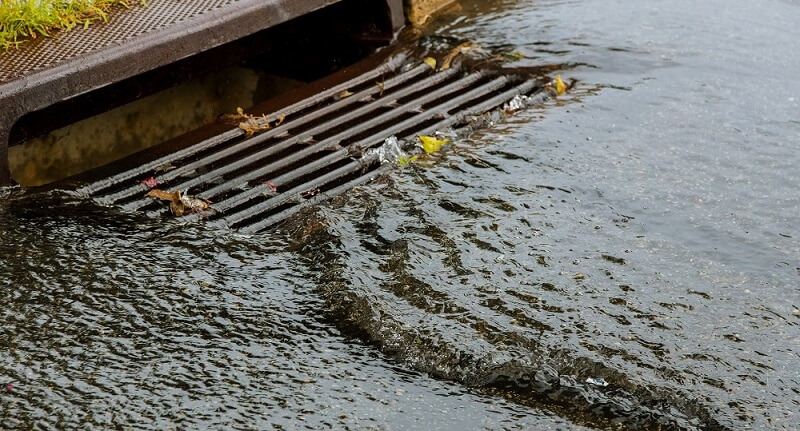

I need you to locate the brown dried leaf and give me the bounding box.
[145,189,180,202]
[440,42,475,71]
[145,189,211,217]
[336,90,354,100]
[222,108,283,137]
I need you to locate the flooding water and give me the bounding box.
[2,0,799,429]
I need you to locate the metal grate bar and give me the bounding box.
[83,53,408,199]
[415,79,543,140]
[79,129,240,197]
[214,154,376,228]
[136,70,490,215]
[240,164,394,233]
[204,75,515,218]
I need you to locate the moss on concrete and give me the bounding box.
[0,0,139,51]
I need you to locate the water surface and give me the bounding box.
[2,0,799,429]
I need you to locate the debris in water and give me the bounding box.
[141,176,158,188]
[440,42,475,71]
[586,377,609,387]
[369,136,408,164]
[145,189,178,201]
[145,189,212,217]
[263,180,278,192]
[423,57,437,69]
[239,117,269,137]
[418,135,449,154]
[221,107,284,137]
[397,155,419,167]
[555,74,568,95]
[336,90,354,100]
[301,188,320,199]
[154,164,176,174]
[503,94,531,113]
[220,107,249,122]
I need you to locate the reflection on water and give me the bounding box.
[3,0,800,429]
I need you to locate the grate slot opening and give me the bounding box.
[216,155,357,220]
[240,164,391,233]
[230,160,382,230]
[393,71,473,105]
[277,156,357,193]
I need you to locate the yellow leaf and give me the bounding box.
[555,74,567,95]
[418,135,449,154]
[423,57,437,70]
[398,155,420,167]
[505,51,525,61]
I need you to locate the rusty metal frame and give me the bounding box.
[0,0,405,185]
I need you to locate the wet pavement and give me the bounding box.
[2,0,799,429]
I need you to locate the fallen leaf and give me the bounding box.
[221,108,279,136]
[220,107,248,122]
[145,189,180,202]
[169,200,186,217]
[397,155,420,167]
[239,118,270,137]
[154,164,176,174]
[173,192,210,217]
[263,180,278,192]
[504,51,525,61]
[555,74,567,95]
[145,189,211,217]
[336,90,354,99]
[440,42,474,71]
[418,135,450,154]
[141,176,158,188]
[423,57,437,69]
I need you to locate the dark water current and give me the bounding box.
[2,0,799,429]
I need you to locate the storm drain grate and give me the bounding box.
[73,53,548,232]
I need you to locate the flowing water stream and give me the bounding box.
[2,0,799,429]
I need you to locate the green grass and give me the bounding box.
[0,0,143,51]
